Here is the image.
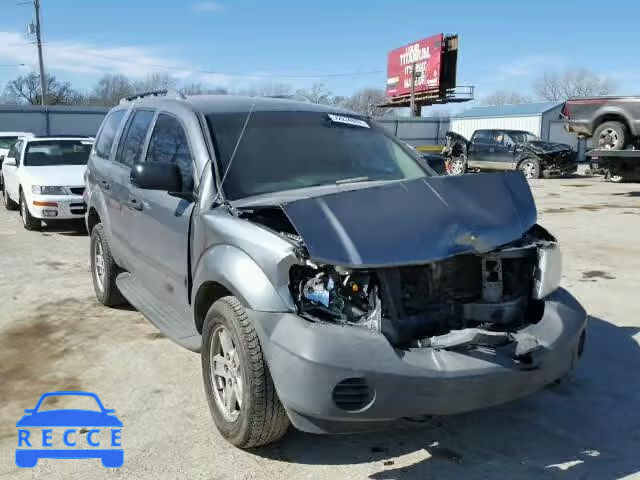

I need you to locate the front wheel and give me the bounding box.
[448,155,467,175]
[202,296,289,448]
[19,192,40,230]
[519,158,541,179]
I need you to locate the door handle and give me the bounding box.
[126,196,143,211]
[100,180,111,190]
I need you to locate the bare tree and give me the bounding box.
[246,81,292,97]
[295,82,334,104]
[3,72,78,105]
[179,83,229,95]
[89,74,134,106]
[132,72,178,93]
[340,88,389,116]
[482,90,531,106]
[532,68,614,101]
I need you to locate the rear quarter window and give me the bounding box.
[95,110,126,159]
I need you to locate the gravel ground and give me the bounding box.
[1,175,639,480]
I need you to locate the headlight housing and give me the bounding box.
[533,244,562,299]
[31,185,67,195]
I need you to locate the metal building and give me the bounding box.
[0,105,108,136]
[449,102,578,148]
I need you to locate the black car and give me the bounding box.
[443,129,577,179]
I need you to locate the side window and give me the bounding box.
[472,131,493,144]
[95,110,126,159]
[115,110,155,167]
[145,114,194,192]
[7,140,21,161]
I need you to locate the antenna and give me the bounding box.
[212,103,255,205]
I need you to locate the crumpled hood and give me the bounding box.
[280,171,537,268]
[522,140,572,155]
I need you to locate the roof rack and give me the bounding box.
[119,89,186,105]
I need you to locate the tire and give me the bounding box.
[605,170,624,183]
[448,155,467,175]
[594,121,626,150]
[3,183,18,210]
[518,157,541,179]
[19,191,40,230]
[90,223,126,307]
[202,296,289,448]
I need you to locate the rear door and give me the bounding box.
[108,109,156,270]
[88,109,127,259]
[491,131,518,170]
[129,112,195,327]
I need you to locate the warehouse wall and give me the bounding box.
[449,115,542,140]
[374,117,450,147]
[0,105,108,136]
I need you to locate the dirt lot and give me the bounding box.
[1,176,639,480]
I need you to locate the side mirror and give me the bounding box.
[3,157,16,167]
[24,409,33,414]
[131,163,181,192]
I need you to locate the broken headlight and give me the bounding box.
[533,244,562,299]
[291,266,382,332]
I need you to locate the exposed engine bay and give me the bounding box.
[289,229,551,350]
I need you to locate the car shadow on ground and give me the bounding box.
[40,222,87,237]
[254,316,640,479]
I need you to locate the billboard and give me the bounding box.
[386,34,444,98]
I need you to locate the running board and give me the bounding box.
[116,272,201,352]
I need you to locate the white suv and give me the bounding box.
[2,136,93,230]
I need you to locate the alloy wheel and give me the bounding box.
[521,161,537,179]
[93,238,106,292]
[210,325,243,422]
[450,158,465,175]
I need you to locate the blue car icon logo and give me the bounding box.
[16,391,123,468]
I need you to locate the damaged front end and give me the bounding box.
[521,141,577,174]
[290,225,560,360]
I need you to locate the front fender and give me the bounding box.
[192,244,290,312]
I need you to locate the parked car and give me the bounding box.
[86,92,586,448]
[0,132,33,189]
[2,136,93,230]
[563,96,640,150]
[443,129,577,178]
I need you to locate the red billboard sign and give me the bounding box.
[386,33,444,98]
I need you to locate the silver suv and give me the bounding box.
[86,91,587,448]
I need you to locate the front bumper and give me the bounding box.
[251,288,586,434]
[29,194,86,220]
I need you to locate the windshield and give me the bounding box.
[207,111,429,200]
[0,136,19,150]
[37,395,101,412]
[24,140,92,167]
[510,132,539,143]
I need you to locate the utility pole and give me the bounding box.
[409,63,421,117]
[34,0,46,106]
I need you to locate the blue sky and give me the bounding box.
[0,0,637,106]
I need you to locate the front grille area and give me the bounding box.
[69,187,85,195]
[332,378,373,412]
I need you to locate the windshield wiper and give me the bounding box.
[335,176,370,185]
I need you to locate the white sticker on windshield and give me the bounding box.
[328,114,370,128]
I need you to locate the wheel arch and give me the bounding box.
[191,244,291,333]
[593,112,634,136]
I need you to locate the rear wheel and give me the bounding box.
[519,157,541,179]
[202,296,289,448]
[594,121,626,150]
[90,223,125,306]
[3,184,17,210]
[19,191,40,230]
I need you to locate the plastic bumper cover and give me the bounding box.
[250,288,587,433]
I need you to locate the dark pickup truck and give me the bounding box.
[564,96,640,150]
[443,129,577,179]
